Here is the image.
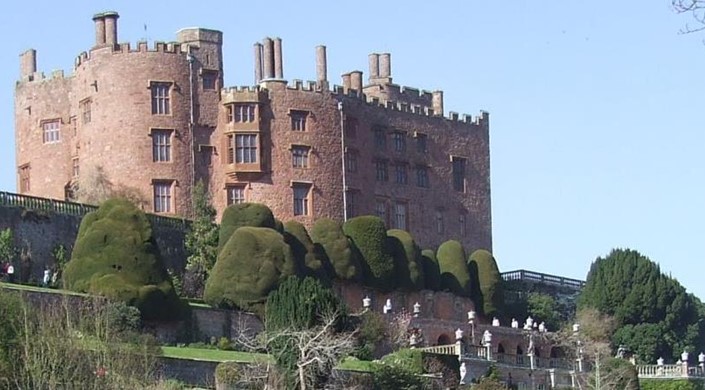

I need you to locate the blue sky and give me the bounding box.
[1,1,704,300]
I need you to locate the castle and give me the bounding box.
[14,11,492,252]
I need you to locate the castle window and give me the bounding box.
[416,166,429,188]
[292,183,312,216]
[227,134,258,164]
[452,156,466,192]
[226,185,246,205]
[345,117,358,138]
[291,145,310,168]
[227,104,256,123]
[375,160,388,182]
[345,189,357,218]
[395,163,408,185]
[202,71,217,90]
[392,131,406,153]
[19,164,30,192]
[290,110,308,131]
[393,202,408,230]
[151,82,171,115]
[80,100,92,124]
[436,211,444,234]
[72,157,79,178]
[42,120,61,144]
[459,213,467,236]
[153,181,173,213]
[416,133,428,153]
[345,150,358,173]
[151,129,172,162]
[375,198,388,225]
[373,127,386,149]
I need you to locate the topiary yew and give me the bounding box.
[63,198,182,320]
[387,229,424,291]
[204,227,297,310]
[217,203,276,255]
[283,220,332,282]
[310,218,361,281]
[343,216,396,290]
[468,249,504,318]
[420,249,441,291]
[436,240,471,297]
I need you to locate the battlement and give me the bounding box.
[74,41,188,68]
[286,79,320,92]
[221,85,263,102]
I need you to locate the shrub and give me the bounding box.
[420,249,441,291]
[354,311,387,360]
[63,198,183,320]
[217,203,276,255]
[380,348,424,374]
[204,227,297,310]
[215,361,241,385]
[0,228,15,264]
[310,218,361,281]
[372,364,425,390]
[104,301,142,335]
[387,230,424,290]
[468,249,504,317]
[343,216,396,290]
[436,240,471,297]
[217,337,233,351]
[283,221,332,282]
[265,276,346,331]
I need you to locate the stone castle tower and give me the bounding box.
[14,11,492,252]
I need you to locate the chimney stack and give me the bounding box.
[274,37,283,79]
[254,43,263,83]
[20,49,37,80]
[368,53,379,80]
[341,73,351,92]
[350,71,363,94]
[316,45,328,88]
[262,38,274,79]
[379,53,391,78]
[432,91,444,116]
[92,11,119,48]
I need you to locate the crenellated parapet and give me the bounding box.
[74,40,189,68]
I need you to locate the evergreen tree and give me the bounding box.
[469,249,504,317]
[387,229,425,291]
[183,180,218,297]
[343,216,396,290]
[436,240,472,297]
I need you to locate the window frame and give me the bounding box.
[42,120,61,144]
[292,183,312,216]
[19,164,30,192]
[452,156,467,192]
[80,99,92,124]
[393,201,408,230]
[151,129,173,162]
[291,145,310,168]
[153,180,173,213]
[227,133,259,164]
[416,133,428,153]
[375,160,389,182]
[226,185,247,205]
[395,163,408,185]
[392,131,406,153]
[290,110,309,131]
[416,166,429,188]
[150,81,172,115]
[227,103,256,123]
[373,126,387,149]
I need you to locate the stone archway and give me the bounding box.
[516,345,524,365]
[437,333,451,345]
[497,343,507,363]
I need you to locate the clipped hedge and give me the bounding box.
[204,227,297,310]
[468,249,504,318]
[420,249,441,291]
[63,198,182,320]
[386,229,424,291]
[436,240,471,297]
[641,379,704,390]
[310,218,361,281]
[217,203,276,255]
[284,221,332,282]
[343,216,396,290]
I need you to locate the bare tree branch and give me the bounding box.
[673,0,705,34]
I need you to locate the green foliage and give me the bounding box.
[310,218,362,281]
[51,244,68,271]
[372,363,425,390]
[0,291,22,380]
[578,248,705,362]
[599,357,640,390]
[526,293,562,331]
[641,379,704,390]
[0,228,15,263]
[380,349,424,374]
[63,198,183,321]
[354,311,387,360]
[386,229,425,290]
[204,227,297,310]
[104,301,142,335]
[283,220,332,282]
[420,249,441,291]
[469,249,504,318]
[343,216,396,290]
[265,276,345,331]
[184,181,219,296]
[436,240,472,297]
[217,203,276,255]
[215,361,241,385]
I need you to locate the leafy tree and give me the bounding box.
[387,229,424,291]
[578,248,705,363]
[310,218,361,281]
[204,227,297,310]
[283,221,332,282]
[343,216,396,290]
[526,292,562,331]
[420,249,441,291]
[0,228,15,264]
[183,180,219,297]
[63,198,183,320]
[217,203,276,255]
[436,240,472,297]
[469,249,504,318]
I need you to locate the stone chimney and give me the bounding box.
[316,45,328,88]
[92,11,119,48]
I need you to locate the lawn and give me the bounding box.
[337,357,377,372]
[161,346,270,363]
